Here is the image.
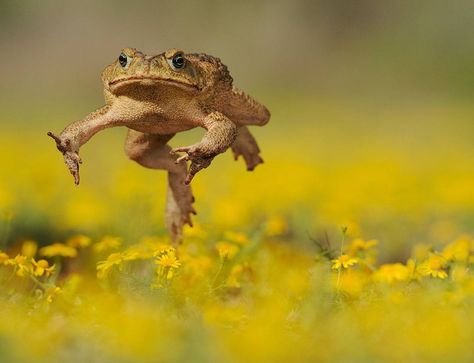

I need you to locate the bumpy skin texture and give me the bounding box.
[48,48,270,242]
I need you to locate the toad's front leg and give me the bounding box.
[47,105,119,185]
[172,112,237,184]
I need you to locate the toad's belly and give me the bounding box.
[126,114,196,134]
[113,97,203,134]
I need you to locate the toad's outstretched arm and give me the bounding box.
[47,105,120,185]
[172,111,237,184]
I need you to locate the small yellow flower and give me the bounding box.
[155,249,181,280]
[331,254,358,270]
[265,216,288,236]
[97,253,124,279]
[226,264,244,288]
[418,254,448,279]
[6,254,30,276]
[442,235,471,263]
[66,234,92,249]
[224,231,250,246]
[93,236,122,253]
[216,241,239,259]
[152,244,175,257]
[40,243,77,258]
[347,238,378,255]
[0,250,9,265]
[374,263,410,284]
[156,252,181,269]
[31,259,55,277]
[21,240,38,258]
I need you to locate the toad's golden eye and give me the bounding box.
[118,52,131,68]
[170,54,185,70]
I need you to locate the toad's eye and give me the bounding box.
[118,52,131,68]
[171,54,185,70]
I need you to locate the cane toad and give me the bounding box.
[48,48,270,241]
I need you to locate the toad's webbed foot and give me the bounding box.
[172,112,238,184]
[231,126,264,171]
[172,144,215,185]
[47,132,82,185]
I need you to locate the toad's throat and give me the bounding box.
[109,76,199,90]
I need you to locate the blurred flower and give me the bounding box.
[21,240,37,258]
[66,234,92,249]
[412,243,433,261]
[331,254,358,269]
[216,241,239,260]
[418,254,448,279]
[93,236,122,253]
[97,253,125,279]
[0,250,8,265]
[347,238,378,256]
[40,243,77,258]
[226,264,244,288]
[374,263,410,284]
[335,269,367,296]
[31,259,55,277]
[442,235,471,263]
[224,231,250,246]
[265,216,288,236]
[6,254,30,276]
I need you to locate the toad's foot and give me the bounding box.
[232,144,264,171]
[165,185,196,244]
[172,144,215,185]
[169,174,197,227]
[47,132,82,185]
[231,126,264,171]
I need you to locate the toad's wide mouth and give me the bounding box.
[108,76,199,91]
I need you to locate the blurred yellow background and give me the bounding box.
[0,2,474,363]
[1,0,472,258]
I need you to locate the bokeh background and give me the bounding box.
[1,2,474,363]
[0,0,473,260]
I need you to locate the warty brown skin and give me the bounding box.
[48,48,270,242]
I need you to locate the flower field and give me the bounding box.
[0,95,473,363]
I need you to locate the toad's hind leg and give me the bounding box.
[231,126,264,171]
[125,130,195,243]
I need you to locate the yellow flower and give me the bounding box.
[31,259,55,277]
[40,243,77,258]
[6,254,30,276]
[412,243,432,261]
[66,234,92,249]
[418,254,448,279]
[442,235,471,263]
[331,254,358,269]
[97,253,124,279]
[216,241,239,259]
[21,240,37,258]
[93,236,122,253]
[155,249,181,280]
[0,250,9,265]
[152,244,175,257]
[265,216,288,236]
[226,264,244,288]
[374,263,410,284]
[347,238,378,255]
[224,231,250,246]
[156,252,181,269]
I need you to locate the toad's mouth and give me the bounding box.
[108,76,199,91]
